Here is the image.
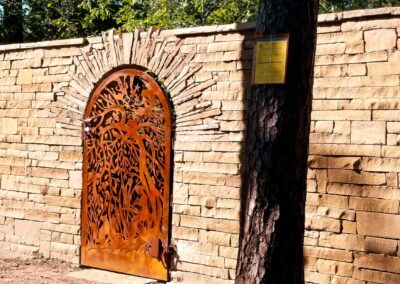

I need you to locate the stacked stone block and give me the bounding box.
[0,7,399,284]
[0,41,83,264]
[305,8,400,284]
[0,24,255,283]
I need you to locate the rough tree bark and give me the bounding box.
[2,0,23,44]
[236,1,318,283]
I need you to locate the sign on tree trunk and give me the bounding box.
[236,1,319,283]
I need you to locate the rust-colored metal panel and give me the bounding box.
[81,68,172,281]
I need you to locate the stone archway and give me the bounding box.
[49,28,221,280]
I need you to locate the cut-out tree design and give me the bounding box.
[82,68,172,280]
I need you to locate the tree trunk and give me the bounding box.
[2,0,23,43]
[236,1,318,283]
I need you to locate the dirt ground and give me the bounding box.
[0,257,94,284]
[0,256,160,284]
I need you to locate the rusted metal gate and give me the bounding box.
[81,68,172,281]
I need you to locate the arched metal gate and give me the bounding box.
[81,68,172,281]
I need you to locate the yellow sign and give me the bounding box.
[253,35,289,84]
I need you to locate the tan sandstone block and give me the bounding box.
[180,215,239,234]
[314,121,333,133]
[328,183,400,200]
[0,118,18,134]
[368,62,400,75]
[14,219,40,246]
[387,122,400,133]
[183,151,203,162]
[365,29,397,52]
[307,179,317,192]
[307,193,349,209]
[308,156,360,170]
[386,172,398,187]
[305,271,330,284]
[199,230,230,246]
[172,226,198,241]
[176,239,218,256]
[328,169,386,185]
[347,64,367,76]
[316,43,346,55]
[353,267,400,284]
[351,121,385,145]
[349,197,399,214]
[315,51,388,66]
[189,184,240,199]
[345,40,365,54]
[173,183,188,204]
[173,204,200,216]
[44,195,80,208]
[16,69,33,85]
[0,61,11,70]
[342,221,357,234]
[304,256,317,271]
[179,253,225,269]
[188,196,216,208]
[336,262,354,277]
[331,275,360,283]
[365,237,398,256]
[341,17,400,31]
[219,245,238,259]
[207,41,243,53]
[314,65,345,77]
[59,151,82,162]
[319,232,364,251]
[177,262,228,279]
[311,110,370,121]
[382,146,400,158]
[183,172,226,186]
[11,58,41,69]
[307,218,341,233]
[171,271,232,284]
[304,246,353,262]
[28,151,58,161]
[316,170,328,193]
[317,31,363,44]
[316,259,353,276]
[357,211,400,239]
[31,167,68,179]
[354,253,400,274]
[317,207,355,221]
[44,47,80,58]
[42,57,72,67]
[201,207,239,221]
[69,171,82,189]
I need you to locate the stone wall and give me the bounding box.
[0,23,253,284]
[0,7,399,284]
[305,8,400,284]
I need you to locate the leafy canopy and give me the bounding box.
[320,0,400,13]
[79,0,258,32]
[0,0,400,43]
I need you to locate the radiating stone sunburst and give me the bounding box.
[50,28,221,137]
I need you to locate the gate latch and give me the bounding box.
[148,237,161,259]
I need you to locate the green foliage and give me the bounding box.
[1,0,90,43]
[24,0,89,42]
[78,0,258,32]
[319,0,400,13]
[1,0,400,43]
[0,0,23,43]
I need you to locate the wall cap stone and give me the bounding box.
[0,38,87,52]
[318,7,400,23]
